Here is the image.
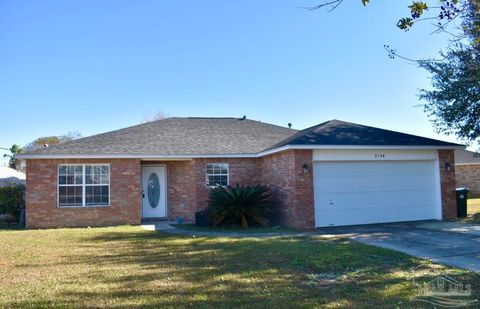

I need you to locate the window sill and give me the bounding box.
[57,205,110,209]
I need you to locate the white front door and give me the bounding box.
[313,161,440,227]
[142,166,167,219]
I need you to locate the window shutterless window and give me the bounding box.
[205,163,229,187]
[58,164,110,207]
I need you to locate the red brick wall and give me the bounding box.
[141,160,199,221]
[25,149,456,230]
[439,149,457,219]
[163,160,197,221]
[292,150,315,229]
[194,158,262,212]
[26,159,141,228]
[261,150,295,225]
[157,157,310,228]
[261,150,315,229]
[455,164,480,197]
[22,152,315,230]
[143,159,262,222]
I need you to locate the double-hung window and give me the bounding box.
[205,163,229,187]
[58,164,110,207]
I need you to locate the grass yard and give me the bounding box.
[468,198,480,215]
[1,226,479,308]
[467,198,480,223]
[172,224,296,234]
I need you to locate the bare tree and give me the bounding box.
[142,111,169,123]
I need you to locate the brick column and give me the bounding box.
[439,149,457,219]
[292,150,315,229]
[261,149,315,230]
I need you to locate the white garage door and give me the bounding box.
[313,161,440,227]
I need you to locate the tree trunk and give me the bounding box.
[240,213,248,229]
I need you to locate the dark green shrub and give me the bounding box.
[207,185,273,229]
[0,184,25,218]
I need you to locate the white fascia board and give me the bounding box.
[15,153,258,160]
[455,162,480,166]
[256,144,466,157]
[16,144,465,160]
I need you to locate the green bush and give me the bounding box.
[0,184,25,218]
[207,185,273,229]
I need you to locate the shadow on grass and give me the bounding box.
[172,224,296,234]
[4,227,480,308]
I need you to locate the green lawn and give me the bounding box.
[0,226,478,308]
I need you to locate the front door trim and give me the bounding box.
[141,164,167,219]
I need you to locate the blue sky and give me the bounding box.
[0,1,463,164]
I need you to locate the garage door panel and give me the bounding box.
[317,204,437,227]
[316,174,435,192]
[317,188,436,203]
[314,161,439,227]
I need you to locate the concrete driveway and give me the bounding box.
[318,221,480,272]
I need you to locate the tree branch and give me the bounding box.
[383,45,446,63]
[298,0,344,11]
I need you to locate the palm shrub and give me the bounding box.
[207,184,273,229]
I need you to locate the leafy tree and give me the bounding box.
[308,0,480,145]
[3,145,22,170]
[23,131,81,152]
[3,132,81,172]
[0,183,25,219]
[418,1,480,143]
[419,46,480,142]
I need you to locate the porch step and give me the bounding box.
[141,217,168,222]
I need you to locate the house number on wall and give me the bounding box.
[374,153,386,158]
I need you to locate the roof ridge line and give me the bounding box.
[186,117,237,119]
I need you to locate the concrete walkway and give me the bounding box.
[318,221,480,273]
[416,221,480,236]
[140,221,312,238]
[141,221,480,272]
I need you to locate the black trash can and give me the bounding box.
[456,188,469,218]
[195,210,210,227]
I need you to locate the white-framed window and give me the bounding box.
[58,164,110,207]
[205,163,229,187]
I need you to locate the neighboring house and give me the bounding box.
[455,149,480,196]
[0,166,26,187]
[17,117,464,229]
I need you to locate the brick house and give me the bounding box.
[455,149,480,197]
[17,117,463,229]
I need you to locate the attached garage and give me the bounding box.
[313,149,442,227]
[17,117,462,230]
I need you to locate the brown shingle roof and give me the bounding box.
[455,149,480,164]
[18,118,463,158]
[271,120,462,149]
[21,117,297,156]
